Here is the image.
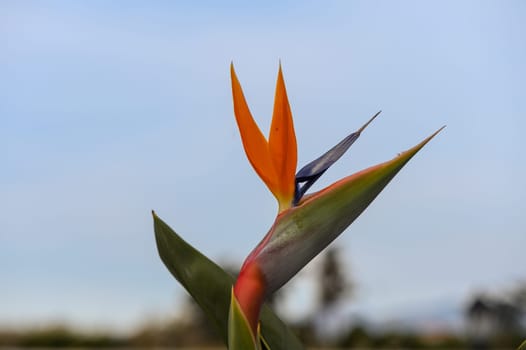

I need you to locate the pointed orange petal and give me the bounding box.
[230,64,278,194]
[269,64,297,210]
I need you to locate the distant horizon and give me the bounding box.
[0,253,521,335]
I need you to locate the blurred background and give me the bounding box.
[2,0,525,348]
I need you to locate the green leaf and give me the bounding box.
[153,213,304,350]
[228,288,259,350]
[518,339,526,350]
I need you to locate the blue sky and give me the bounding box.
[2,0,525,332]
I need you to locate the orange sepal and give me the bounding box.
[230,64,297,211]
[269,64,297,210]
[230,64,278,193]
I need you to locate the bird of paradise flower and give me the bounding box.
[153,63,444,350]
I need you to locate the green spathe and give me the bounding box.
[252,127,445,295]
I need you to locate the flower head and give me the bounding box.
[231,63,297,212]
[229,63,443,347]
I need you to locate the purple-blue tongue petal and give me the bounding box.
[294,111,381,204]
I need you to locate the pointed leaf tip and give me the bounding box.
[388,125,445,164]
[414,125,445,149]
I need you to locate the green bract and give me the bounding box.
[251,127,444,295]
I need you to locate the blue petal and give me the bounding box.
[294,111,381,204]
